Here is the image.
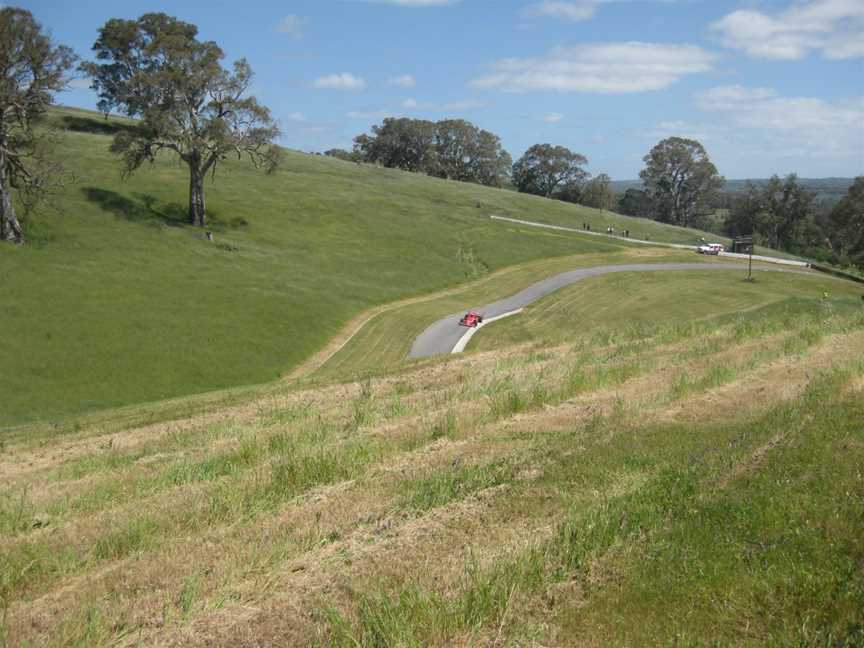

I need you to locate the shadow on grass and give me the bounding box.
[82,188,249,231]
[82,188,187,227]
[61,115,136,136]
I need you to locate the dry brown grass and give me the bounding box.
[4,312,863,647]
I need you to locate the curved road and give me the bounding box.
[409,262,761,358]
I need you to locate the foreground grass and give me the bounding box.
[2,295,862,646]
[326,376,864,647]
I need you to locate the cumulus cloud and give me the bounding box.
[277,15,308,38]
[287,112,307,122]
[522,1,600,22]
[698,85,863,134]
[470,42,715,94]
[522,0,684,23]
[313,73,367,90]
[711,0,864,60]
[544,112,564,123]
[402,98,419,108]
[388,74,417,87]
[648,85,864,171]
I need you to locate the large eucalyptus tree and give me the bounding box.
[0,7,76,245]
[640,137,723,228]
[82,13,281,227]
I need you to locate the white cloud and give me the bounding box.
[522,1,599,22]
[711,0,864,60]
[470,42,715,94]
[698,85,863,135]
[312,73,367,90]
[402,98,419,108]
[521,0,684,23]
[287,112,307,122]
[388,74,417,87]
[544,112,564,123]
[647,85,864,172]
[277,15,308,38]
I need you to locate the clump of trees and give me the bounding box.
[617,188,653,219]
[324,148,361,163]
[639,137,724,228]
[82,13,281,227]
[725,174,813,250]
[512,144,589,200]
[580,173,616,211]
[825,176,863,267]
[352,117,512,188]
[0,7,76,245]
[724,174,864,268]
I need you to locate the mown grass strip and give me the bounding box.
[322,366,864,647]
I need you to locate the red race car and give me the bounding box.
[459,311,484,327]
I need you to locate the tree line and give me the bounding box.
[613,139,862,269]
[2,6,860,271]
[1,8,281,244]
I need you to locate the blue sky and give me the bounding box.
[19,0,864,179]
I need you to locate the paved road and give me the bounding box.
[489,215,810,268]
[409,262,758,358]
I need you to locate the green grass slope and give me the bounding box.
[0,107,820,427]
[470,269,862,352]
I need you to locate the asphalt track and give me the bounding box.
[409,262,762,359]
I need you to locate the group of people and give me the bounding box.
[581,222,631,238]
[605,225,630,238]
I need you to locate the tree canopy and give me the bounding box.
[580,173,616,211]
[352,117,511,188]
[725,175,814,251]
[82,13,281,227]
[617,188,654,219]
[354,118,437,174]
[639,137,723,227]
[0,7,76,245]
[827,176,864,266]
[511,144,589,199]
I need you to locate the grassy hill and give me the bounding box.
[470,269,862,352]
[1,106,761,428]
[4,107,864,646]
[2,288,862,646]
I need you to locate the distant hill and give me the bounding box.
[611,177,856,204]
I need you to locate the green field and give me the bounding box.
[470,269,862,352]
[3,290,862,646]
[3,106,864,647]
[4,107,792,428]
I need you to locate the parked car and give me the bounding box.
[459,311,484,327]
[697,243,725,255]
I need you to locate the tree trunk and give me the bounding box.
[188,159,206,227]
[0,150,24,245]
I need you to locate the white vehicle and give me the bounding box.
[697,243,725,255]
